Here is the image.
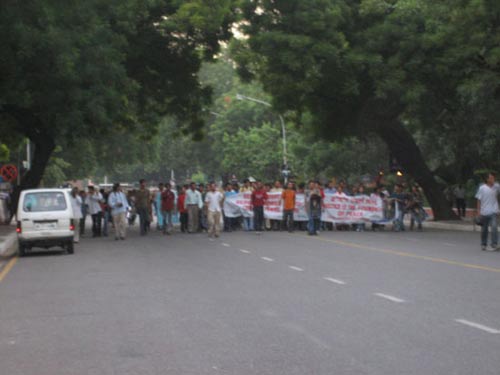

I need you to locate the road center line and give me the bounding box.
[222,243,230,247]
[289,266,304,272]
[261,257,275,262]
[455,319,500,334]
[374,293,405,303]
[305,235,500,274]
[239,249,251,254]
[0,257,18,283]
[323,277,346,285]
[443,243,455,247]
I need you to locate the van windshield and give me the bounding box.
[23,192,67,212]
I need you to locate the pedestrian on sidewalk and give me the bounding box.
[454,184,467,217]
[475,172,499,251]
[70,187,83,243]
[205,182,224,238]
[108,183,129,240]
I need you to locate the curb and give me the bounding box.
[0,232,18,258]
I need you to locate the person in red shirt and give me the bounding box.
[161,182,176,235]
[281,182,296,232]
[177,185,188,233]
[251,181,268,234]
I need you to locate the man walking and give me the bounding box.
[476,173,499,251]
[87,186,103,237]
[135,179,151,236]
[205,183,224,238]
[70,187,83,243]
[161,182,176,234]
[108,183,129,240]
[251,181,268,234]
[185,182,203,233]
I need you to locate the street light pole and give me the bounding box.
[236,94,289,182]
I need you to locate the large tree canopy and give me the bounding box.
[0,0,236,213]
[232,0,500,219]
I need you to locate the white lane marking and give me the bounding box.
[261,257,275,262]
[222,243,230,247]
[323,277,346,285]
[374,293,405,303]
[443,242,455,247]
[239,249,251,254]
[289,266,304,272]
[455,319,500,334]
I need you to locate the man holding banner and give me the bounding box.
[281,182,296,232]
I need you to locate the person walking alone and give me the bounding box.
[475,173,500,251]
[205,183,224,238]
[108,183,129,240]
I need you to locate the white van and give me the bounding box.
[16,188,75,255]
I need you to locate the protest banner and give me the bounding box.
[321,194,384,223]
[223,192,387,224]
[293,193,309,221]
[264,192,282,220]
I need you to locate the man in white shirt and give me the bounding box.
[185,182,203,233]
[70,187,83,243]
[108,183,129,240]
[475,173,499,251]
[205,182,224,238]
[87,186,103,237]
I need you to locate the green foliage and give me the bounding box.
[0,144,9,162]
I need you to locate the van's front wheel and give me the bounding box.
[66,241,74,255]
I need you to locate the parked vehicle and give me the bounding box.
[16,189,75,255]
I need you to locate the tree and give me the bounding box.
[233,0,499,219]
[0,0,236,216]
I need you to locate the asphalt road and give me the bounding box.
[0,226,499,375]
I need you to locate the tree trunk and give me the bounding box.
[9,134,55,222]
[376,119,459,221]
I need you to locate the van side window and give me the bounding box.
[23,192,67,212]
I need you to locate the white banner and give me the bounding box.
[321,194,384,223]
[223,192,385,223]
[223,192,253,218]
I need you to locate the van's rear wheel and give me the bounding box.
[18,243,26,257]
[66,241,74,255]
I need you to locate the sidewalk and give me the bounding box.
[0,223,17,258]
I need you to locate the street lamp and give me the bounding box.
[235,94,290,181]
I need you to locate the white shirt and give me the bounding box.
[70,195,83,219]
[205,191,223,212]
[475,183,500,215]
[87,192,103,215]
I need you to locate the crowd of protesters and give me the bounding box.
[71,177,431,240]
[67,172,500,251]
